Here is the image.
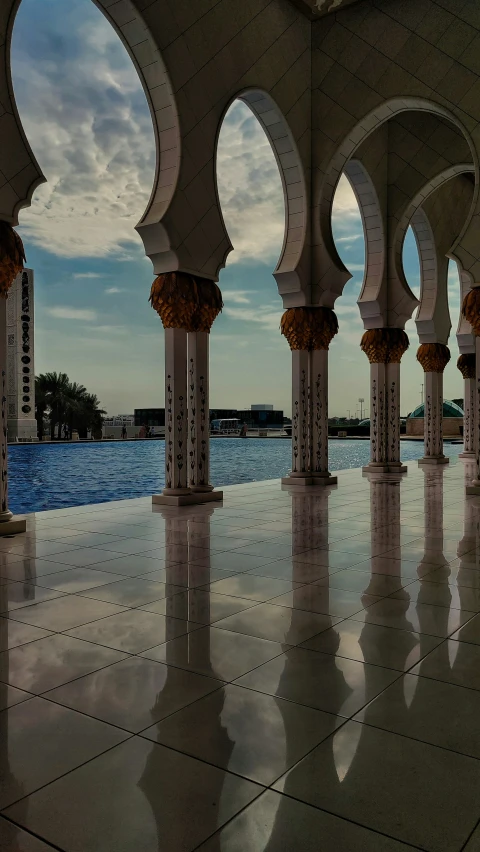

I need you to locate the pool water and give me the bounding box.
[8,438,463,515]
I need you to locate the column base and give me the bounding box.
[459,452,475,459]
[418,456,450,466]
[0,516,27,535]
[281,473,338,487]
[466,480,480,495]
[312,472,338,486]
[362,463,407,475]
[152,490,223,507]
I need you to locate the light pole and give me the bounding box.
[358,398,365,421]
[420,384,424,405]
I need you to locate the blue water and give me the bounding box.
[8,438,463,515]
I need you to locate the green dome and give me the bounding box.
[408,400,464,418]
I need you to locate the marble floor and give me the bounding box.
[1,457,480,850]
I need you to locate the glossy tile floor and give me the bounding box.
[2,457,480,850]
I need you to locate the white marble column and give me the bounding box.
[419,372,448,465]
[0,297,25,534]
[365,363,387,468]
[467,336,480,493]
[385,362,404,469]
[310,349,337,485]
[364,361,406,474]
[162,327,189,496]
[153,326,223,506]
[187,331,213,492]
[151,273,223,506]
[460,376,475,458]
[287,349,310,482]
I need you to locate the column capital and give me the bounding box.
[0,222,25,297]
[416,343,450,374]
[149,272,223,332]
[457,352,475,379]
[360,328,409,364]
[280,306,338,351]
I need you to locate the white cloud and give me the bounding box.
[224,305,281,332]
[217,102,285,267]
[12,5,155,259]
[73,272,103,279]
[47,306,97,321]
[85,324,125,334]
[332,175,363,218]
[222,289,254,305]
[335,234,363,244]
[105,287,125,294]
[335,304,361,316]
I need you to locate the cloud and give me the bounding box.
[85,324,125,334]
[332,175,363,219]
[335,304,361,316]
[335,234,363,244]
[217,103,285,266]
[47,306,97,321]
[105,287,125,294]
[73,272,103,279]
[222,289,254,305]
[224,305,281,332]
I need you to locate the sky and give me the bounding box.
[11,0,464,418]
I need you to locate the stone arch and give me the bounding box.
[2,0,179,238]
[394,164,475,271]
[410,207,450,345]
[343,159,384,314]
[315,97,478,306]
[400,169,475,347]
[215,89,308,305]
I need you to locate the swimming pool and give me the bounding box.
[8,438,462,514]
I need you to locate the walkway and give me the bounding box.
[0,458,480,851]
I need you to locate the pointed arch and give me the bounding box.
[217,89,308,306]
[411,208,450,345]
[315,97,478,308]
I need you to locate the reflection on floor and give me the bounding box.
[1,457,480,850]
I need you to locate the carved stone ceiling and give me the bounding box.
[289,0,363,18]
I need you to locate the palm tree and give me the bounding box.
[76,392,106,440]
[64,381,87,437]
[35,373,105,440]
[37,372,71,439]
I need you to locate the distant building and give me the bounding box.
[134,408,165,428]
[103,414,135,427]
[251,404,273,411]
[7,269,36,441]
[135,407,284,429]
[237,408,283,427]
[406,400,463,437]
